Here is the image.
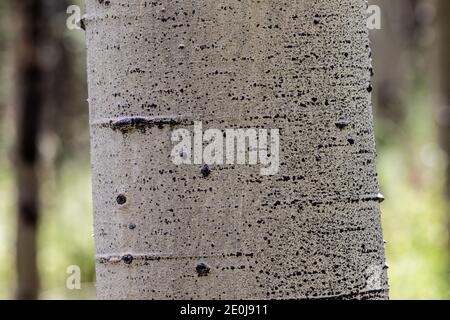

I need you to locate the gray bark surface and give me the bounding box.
[86,0,388,299]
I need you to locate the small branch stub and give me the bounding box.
[196,263,210,276]
[116,194,127,205]
[122,254,134,265]
[201,164,211,177]
[376,193,385,203]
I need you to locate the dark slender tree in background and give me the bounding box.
[12,0,46,299]
[370,0,423,126]
[12,0,77,299]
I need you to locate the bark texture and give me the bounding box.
[12,0,45,300]
[86,0,388,299]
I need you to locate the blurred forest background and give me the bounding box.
[0,0,449,299]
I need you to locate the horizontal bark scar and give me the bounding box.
[92,116,190,133]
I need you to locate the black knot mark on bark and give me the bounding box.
[111,117,155,133]
[335,120,350,130]
[122,254,133,265]
[109,116,183,133]
[282,173,290,181]
[196,263,210,276]
[201,164,211,177]
[361,193,385,203]
[116,194,127,205]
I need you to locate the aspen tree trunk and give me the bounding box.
[86,0,388,299]
[12,0,45,300]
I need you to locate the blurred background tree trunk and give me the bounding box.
[12,0,73,299]
[370,0,421,127]
[12,0,46,300]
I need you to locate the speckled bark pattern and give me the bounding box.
[85,0,388,299]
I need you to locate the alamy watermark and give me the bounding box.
[367,5,381,30]
[66,5,82,31]
[66,265,81,290]
[171,122,280,176]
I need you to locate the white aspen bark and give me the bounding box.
[85,0,388,299]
